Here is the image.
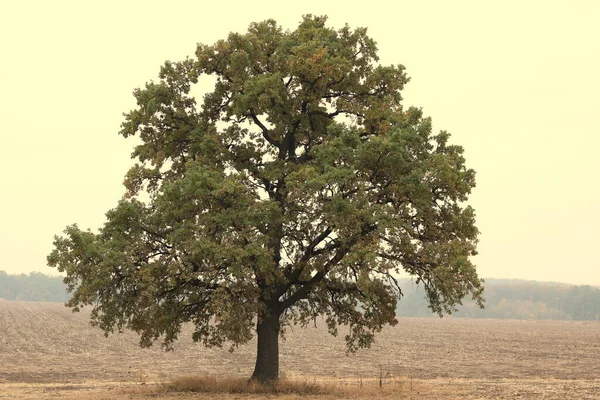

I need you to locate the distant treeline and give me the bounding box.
[397,278,600,320]
[1,271,599,320]
[0,271,69,302]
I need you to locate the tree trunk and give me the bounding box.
[250,307,280,383]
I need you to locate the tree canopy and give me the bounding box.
[48,15,483,382]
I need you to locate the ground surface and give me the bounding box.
[0,301,599,399]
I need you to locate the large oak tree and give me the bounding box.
[48,15,483,383]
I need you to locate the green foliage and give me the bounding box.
[48,15,483,355]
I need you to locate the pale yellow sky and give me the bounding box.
[1,1,598,285]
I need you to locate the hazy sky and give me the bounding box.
[1,1,598,285]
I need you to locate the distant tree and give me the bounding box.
[431,279,600,321]
[0,271,69,302]
[47,15,483,382]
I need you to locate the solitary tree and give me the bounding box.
[48,15,483,383]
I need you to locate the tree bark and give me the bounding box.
[250,307,281,383]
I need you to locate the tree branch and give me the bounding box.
[279,245,349,310]
[280,223,377,310]
[248,109,278,146]
[308,109,344,119]
[283,227,335,286]
[299,227,333,263]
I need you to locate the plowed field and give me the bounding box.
[0,301,598,399]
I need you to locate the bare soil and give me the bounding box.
[0,301,599,399]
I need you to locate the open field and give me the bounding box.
[0,301,599,399]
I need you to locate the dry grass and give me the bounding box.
[153,375,445,399]
[2,377,599,400]
[162,375,334,395]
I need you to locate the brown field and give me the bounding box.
[0,301,599,399]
